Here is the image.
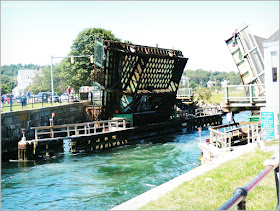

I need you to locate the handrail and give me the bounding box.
[31,118,127,141]
[217,152,279,210]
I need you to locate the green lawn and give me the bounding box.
[140,140,279,210]
[1,102,68,112]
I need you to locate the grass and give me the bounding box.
[140,143,279,210]
[1,102,68,112]
[203,90,246,105]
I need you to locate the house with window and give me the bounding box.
[12,69,41,97]
[261,29,279,138]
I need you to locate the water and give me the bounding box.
[1,111,250,210]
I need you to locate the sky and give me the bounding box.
[1,1,279,73]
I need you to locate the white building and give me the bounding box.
[12,69,41,96]
[261,30,279,138]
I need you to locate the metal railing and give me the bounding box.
[31,118,128,141]
[177,106,222,120]
[224,84,266,104]
[1,93,85,112]
[217,151,279,210]
[208,122,262,151]
[177,88,192,98]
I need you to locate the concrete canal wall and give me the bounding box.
[1,102,91,161]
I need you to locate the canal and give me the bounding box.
[1,111,250,210]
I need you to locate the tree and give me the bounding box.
[57,28,122,92]
[1,75,16,94]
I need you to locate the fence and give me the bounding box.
[217,151,279,210]
[208,121,263,151]
[177,106,222,120]
[31,118,128,141]
[1,93,85,112]
[177,88,192,98]
[224,84,266,104]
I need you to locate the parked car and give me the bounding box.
[59,93,69,102]
[2,94,13,104]
[13,96,22,103]
[60,93,79,103]
[36,92,59,103]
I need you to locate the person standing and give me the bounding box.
[27,88,31,104]
[1,95,4,111]
[66,86,71,103]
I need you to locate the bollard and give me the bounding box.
[18,129,28,160]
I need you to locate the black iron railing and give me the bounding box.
[217,152,279,210]
[1,94,83,112]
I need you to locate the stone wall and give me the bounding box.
[1,102,91,161]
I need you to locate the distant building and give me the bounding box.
[261,29,279,138]
[12,69,41,96]
[221,80,230,87]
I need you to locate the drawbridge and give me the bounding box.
[87,40,188,125]
[224,26,266,110]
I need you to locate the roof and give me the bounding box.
[264,30,279,42]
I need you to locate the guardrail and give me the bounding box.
[1,93,87,112]
[217,151,279,210]
[224,84,266,104]
[177,106,222,120]
[177,88,192,98]
[208,122,262,151]
[31,118,128,141]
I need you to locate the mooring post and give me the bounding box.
[18,129,28,160]
[49,113,55,138]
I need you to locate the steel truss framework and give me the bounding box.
[93,41,188,120]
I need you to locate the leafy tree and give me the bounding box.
[183,69,241,90]
[1,75,16,94]
[56,28,122,92]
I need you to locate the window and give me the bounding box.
[272,67,277,82]
[271,51,278,82]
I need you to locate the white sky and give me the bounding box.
[1,1,279,72]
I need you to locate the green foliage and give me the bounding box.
[1,75,16,94]
[195,87,212,101]
[28,67,51,94]
[183,69,241,89]
[1,64,38,76]
[56,28,123,92]
[1,64,41,94]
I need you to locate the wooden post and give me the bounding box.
[84,125,87,134]
[67,126,70,136]
[109,122,111,131]
[123,119,126,129]
[210,131,213,145]
[75,126,78,136]
[35,129,38,140]
[94,124,96,133]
